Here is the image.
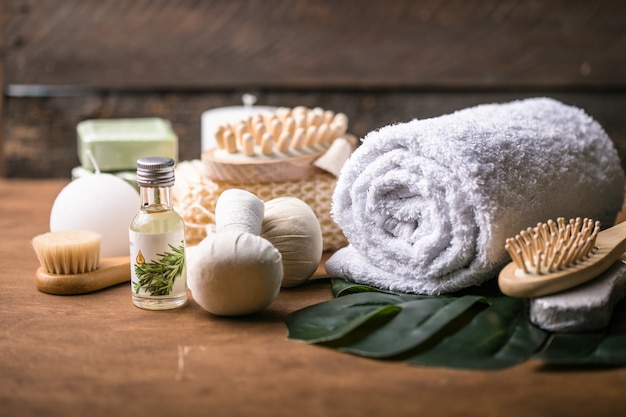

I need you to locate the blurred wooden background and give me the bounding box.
[1,0,625,178]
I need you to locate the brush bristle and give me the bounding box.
[32,230,101,275]
[215,106,349,157]
[504,217,600,275]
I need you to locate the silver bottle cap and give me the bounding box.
[136,157,176,187]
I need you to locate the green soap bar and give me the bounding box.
[77,118,178,172]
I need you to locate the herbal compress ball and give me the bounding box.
[262,197,323,287]
[187,189,283,316]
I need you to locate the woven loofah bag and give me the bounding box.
[172,159,347,251]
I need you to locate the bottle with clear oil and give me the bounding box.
[129,157,188,310]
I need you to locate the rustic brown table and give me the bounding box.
[1,179,625,417]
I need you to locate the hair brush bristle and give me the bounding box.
[32,230,101,275]
[504,217,600,275]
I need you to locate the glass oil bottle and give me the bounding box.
[129,157,188,310]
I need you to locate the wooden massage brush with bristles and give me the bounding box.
[202,106,355,183]
[32,230,130,295]
[498,217,626,298]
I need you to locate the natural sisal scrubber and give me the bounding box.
[173,106,356,251]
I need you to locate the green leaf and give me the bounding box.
[535,300,626,366]
[286,279,625,370]
[407,296,549,370]
[331,279,402,297]
[340,295,487,358]
[285,292,406,344]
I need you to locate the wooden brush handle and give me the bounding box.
[35,256,130,295]
[595,220,626,250]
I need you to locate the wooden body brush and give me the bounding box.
[498,217,626,298]
[201,106,355,183]
[32,230,130,295]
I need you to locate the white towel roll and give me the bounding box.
[326,98,625,295]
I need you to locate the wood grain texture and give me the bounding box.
[3,0,625,89]
[4,91,626,178]
[2,178,626,417]
[2,3,626,413]
[2,1,626,177]
[0,2,5,177]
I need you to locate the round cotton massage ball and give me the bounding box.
[262,197,323,287]
[187,231,283,316]
[187,188,285,317]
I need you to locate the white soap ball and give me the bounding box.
[262,197,323,287]
[187,231,283,316]
[50,173,139,258]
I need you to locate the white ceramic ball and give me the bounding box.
[50,173,139,258]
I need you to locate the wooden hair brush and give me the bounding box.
[498,217,626,297]
[32,230,130,295]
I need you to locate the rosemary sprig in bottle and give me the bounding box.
[134,243,185,296]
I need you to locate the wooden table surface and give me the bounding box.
[1,179,625,417]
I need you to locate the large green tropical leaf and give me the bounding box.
[535,299,626,366]
[285,292,406,344]
[331,279,399,297]
[407,296,548,370]
[285,279,626,370]
[340,296,487,358]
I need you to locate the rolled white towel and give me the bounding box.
[326,98,625,295]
